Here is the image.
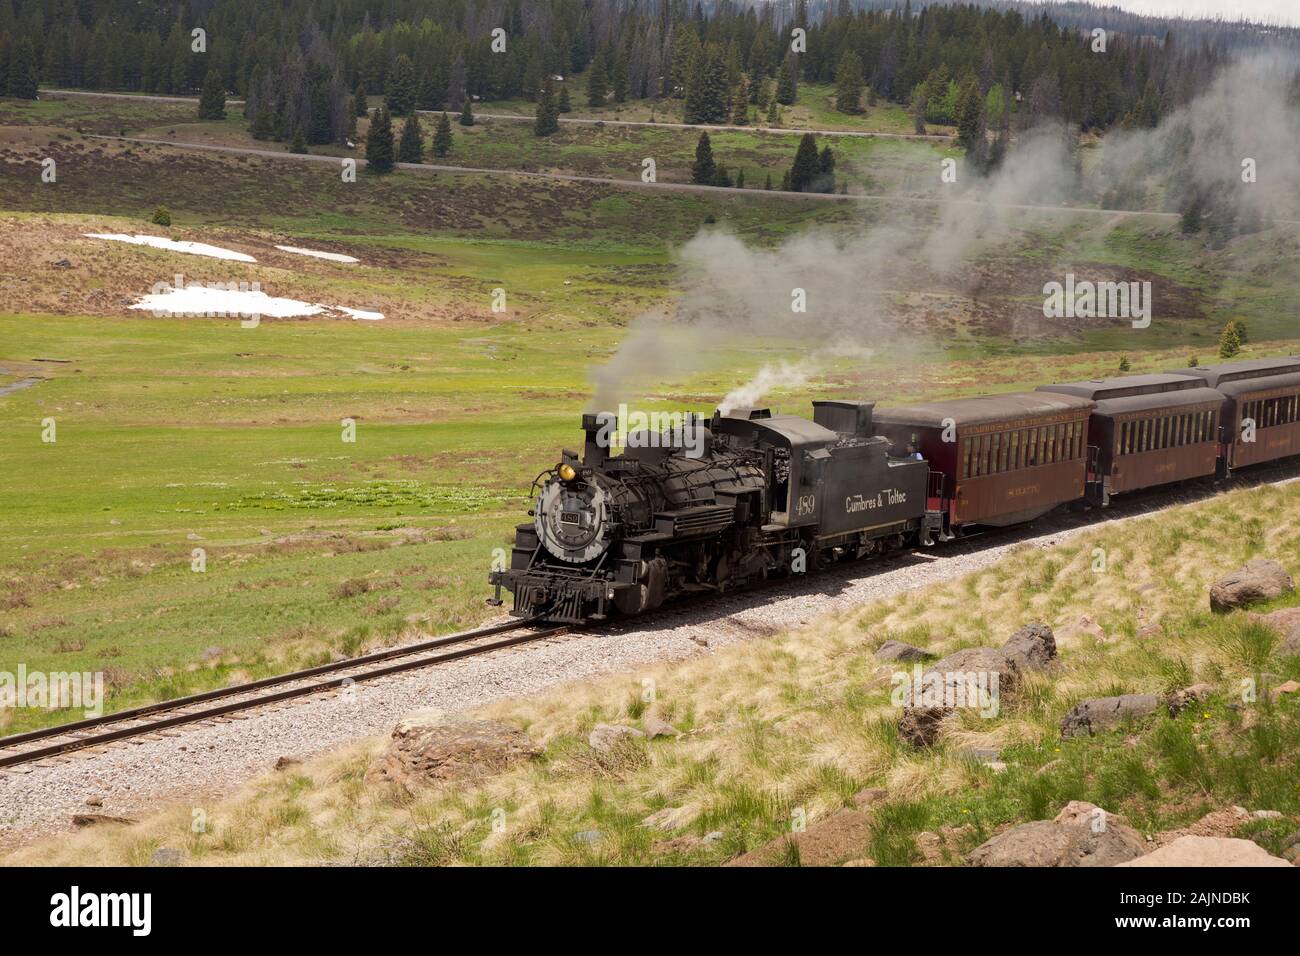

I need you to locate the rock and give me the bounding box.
[1136,622,1162,641]
[1060,694,1160,738]
[1252,809,1283,819]
[588,722,645,752]
[642,716,680,739]
[1281,631,1300,657]
[702,831,724,844]
[895,626,1044,748]
[1054,800,1112,826]
[1057,615,1107,647]
[898,705,948,748]
[968,813,1146,867]
[1269,679,1300,702]
[960,747,1002,764]
[1117,836,1292,867]
[52,258,72,269]
[571,830,603,845]
[1209,559,1294,612]
[1166,682,1215,716]
[726,809,873,867]
[274,756,302,770]
[842,858,877,866]
[201,646,224,661]
[71,813,135,828]
[1001,622,1058,669]
[150,847,183,867]
[365,712,539,787]
[852,787,888,808]
[875,639,928,663]
[84,796,103,807]
[987,761,1008,773]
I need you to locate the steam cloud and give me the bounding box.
[588,52,1299,414]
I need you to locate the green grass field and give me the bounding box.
[2,90,1298,738]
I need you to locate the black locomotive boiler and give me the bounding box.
[489,401,941,624]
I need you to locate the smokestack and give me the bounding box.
[582,412,611,467]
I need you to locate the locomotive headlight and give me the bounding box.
[558,463,577,482]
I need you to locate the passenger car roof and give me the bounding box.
[1037,374,1202,400]
[874,391,1094,429]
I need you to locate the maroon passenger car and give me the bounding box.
[1036,374,1223,503]
[873,392,1095,531]
[1172,357,1300,471]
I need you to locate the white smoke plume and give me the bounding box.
[588,53,1299,413]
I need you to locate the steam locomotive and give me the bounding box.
[488,356,1300,624]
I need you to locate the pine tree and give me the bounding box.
[955,77,985,150]
[354,88,368,117]
[764,172,773,190]
[1218,321,1243,358]
[586,50,608,107]
[691,131,716,185]
[1118,355,1132,372]
[612,49,629,104]
[775,57,796,106]
[1227,318,1248,345]
[366,105,395,173]
[289,128,308,154]
[7,38,38,100]
[151,205,171,227]
[432,111,453,157]
[557,84,571,113]
[731,76,750,125]
[712,164,731,188]
[534,78,559,136]
[251,104,275,140]
[398,112,424,163]
[459,98,474,126]
[197,69,226,120]
[789,133,820,192]
[817,145,836,193]
[735,168,745,189]
[766,97,779,125]
[834,51,864,113]
[386,54,416,116]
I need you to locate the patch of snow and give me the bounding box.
[129,285,383,321]
[131,285,323,318]
[275,245,360,264]
[84,233,256,263]
[337,306,385,321]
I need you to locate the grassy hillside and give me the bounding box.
[10,478,1297,866]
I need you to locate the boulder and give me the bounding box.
[968,811,1146,867]
[1280,630,1300,658]
[642,716,681,739]
[896,634,1032,747]
[71,813,135,828]
[1117,836,1292,867]
[365,712,539,787]
[1166,683,1215,716]
[588,722,645,752]
[1209,559,1294,612]
[1000,622,1058,670]
[875,639,928,663]
[726,809,873,867]
[1060,694,1160,738]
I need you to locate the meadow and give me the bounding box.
[1,90,1298,737]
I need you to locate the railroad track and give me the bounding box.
[0,620,568,770]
